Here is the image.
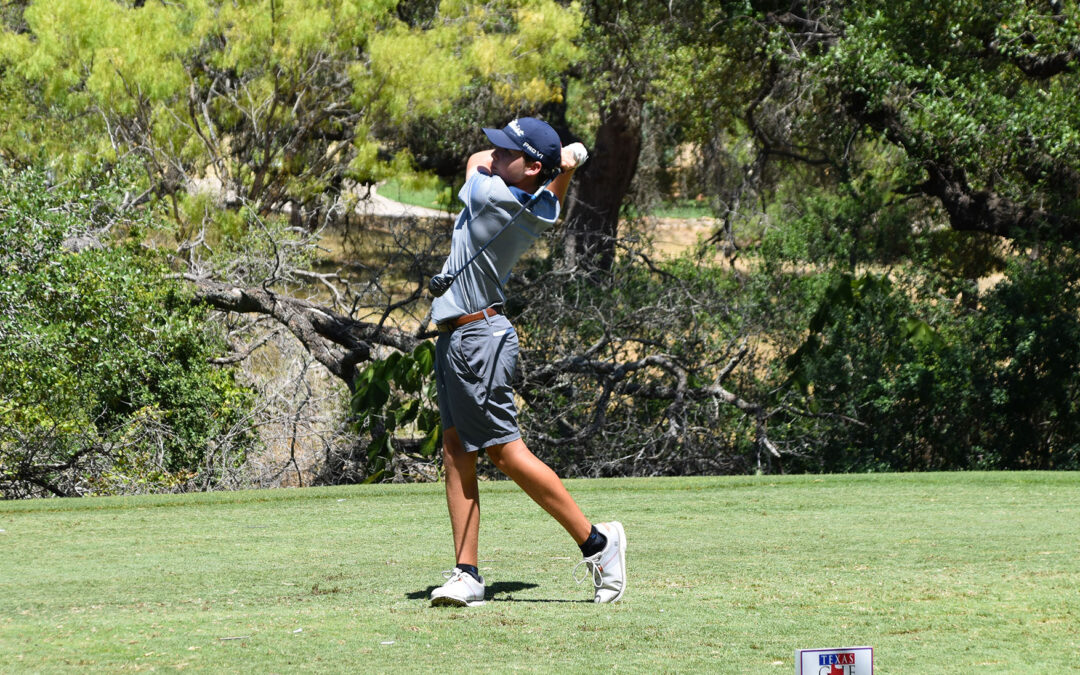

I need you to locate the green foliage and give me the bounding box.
[813,1,1080,234]
[0,165,255,497]
[971,254,1080,468]
[4,0,1078,485]
[666,1,1080,472]
[349,341,439,483]
[777,270,969,471]
[0,0,582,222]
[773,251,1080,472]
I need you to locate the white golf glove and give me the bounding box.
[564,142,589,169]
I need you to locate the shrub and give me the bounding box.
[0,166,256,497]
[777,254,1080,472]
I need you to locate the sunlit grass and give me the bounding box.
[2,473,1078,672]
[380,177,457,212]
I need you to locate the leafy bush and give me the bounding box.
[969,254,1080,469]
[0,166,256,497]
[345,341,440,483]
[776,253,1080,472]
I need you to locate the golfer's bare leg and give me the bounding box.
[486,438,592,545]
[443,427,480,566]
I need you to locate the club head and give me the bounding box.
[429,274,454,297]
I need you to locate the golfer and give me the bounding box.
[428,117,626,606]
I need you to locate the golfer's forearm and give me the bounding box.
[547,168,575,205]
[466,150,494,178]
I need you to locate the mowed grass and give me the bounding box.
[2,473,1078,673]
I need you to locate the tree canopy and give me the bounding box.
[666,0,1080,249]
[0,0,581,216]
[4,0,1080,495]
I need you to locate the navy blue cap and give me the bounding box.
[483,117,561,170]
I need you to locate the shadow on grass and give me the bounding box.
[407,581,591,603]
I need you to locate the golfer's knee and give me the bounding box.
[485,439,527,475]
[485,443,507,472]
[443,429,473,466]
[443,427,465,455]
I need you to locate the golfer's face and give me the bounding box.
[491,146,534,186]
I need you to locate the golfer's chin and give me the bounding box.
[491,167,524,188]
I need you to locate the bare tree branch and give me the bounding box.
[188,277,421,388]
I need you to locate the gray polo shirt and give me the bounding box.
[430,169,559,323]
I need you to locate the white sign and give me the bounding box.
[795,646,873,675]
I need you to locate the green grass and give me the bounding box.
[2,473,1078,672]
[648,199,714,220]
[381,177,715,221]
[380,177,455,211]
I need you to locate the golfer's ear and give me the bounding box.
[524,159,544,177]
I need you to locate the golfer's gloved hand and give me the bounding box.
[562,142,589,170]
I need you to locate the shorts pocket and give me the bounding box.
[451,329,485,382]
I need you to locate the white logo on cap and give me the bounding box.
[521,142,543,159]
[506,119,545,161]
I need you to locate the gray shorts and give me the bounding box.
[434,313,521,452]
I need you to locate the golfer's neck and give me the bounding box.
[511,176,541,193]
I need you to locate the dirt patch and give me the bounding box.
[647,217,719,259]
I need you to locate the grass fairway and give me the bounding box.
[2,473,1078,673]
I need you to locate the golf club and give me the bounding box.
[427,172,559,298]
[429,142,589,298]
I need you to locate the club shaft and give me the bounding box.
[443,173,558,285]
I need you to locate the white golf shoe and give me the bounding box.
[430,567,486,607]
[574,521,627,603]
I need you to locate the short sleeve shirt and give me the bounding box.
[430,169,560,323]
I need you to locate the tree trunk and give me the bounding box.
[562,100,642,274]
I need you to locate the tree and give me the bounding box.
[0,0,582,223]
[0,1,837,482]
[704,0,1080,471]
[11,0,1078,484]
[560,2,717,274]
[0,165,256,498]
[713,0,1080,248]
